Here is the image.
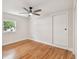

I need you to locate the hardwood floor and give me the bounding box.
[3,39,75,59]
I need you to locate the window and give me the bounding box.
[3,20,16,32]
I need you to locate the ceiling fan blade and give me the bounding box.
[19,12,27,14]
[23,7,28,12]
[34,9,42,12]
[33,13,40,16]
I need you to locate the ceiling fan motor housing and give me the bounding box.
[29,7,32,12]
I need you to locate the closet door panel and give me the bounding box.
[53,13,68,48]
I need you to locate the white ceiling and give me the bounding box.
[3,0,75,17]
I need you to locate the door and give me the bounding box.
[53,13,68,48]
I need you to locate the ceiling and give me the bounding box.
[3,0,75,17]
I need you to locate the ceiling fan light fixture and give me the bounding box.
[29,13,33,16]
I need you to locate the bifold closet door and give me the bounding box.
[53,13,68,48]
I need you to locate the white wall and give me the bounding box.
[73,8,77,55]
[2,12,30,45]
[29,16,52,44]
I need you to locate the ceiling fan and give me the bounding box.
[20,6,42,16]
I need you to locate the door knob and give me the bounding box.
[64,28,67,31]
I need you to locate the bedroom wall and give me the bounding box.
[29,15,52,44]
[2,12,30,45]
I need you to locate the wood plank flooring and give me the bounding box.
[3,39,75,59]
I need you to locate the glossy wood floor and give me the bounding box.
[3,39,75,59]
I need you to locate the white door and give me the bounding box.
[53,13,68,48]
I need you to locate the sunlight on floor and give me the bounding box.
[3,49,16,59]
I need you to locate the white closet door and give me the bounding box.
[53,13,68,48]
